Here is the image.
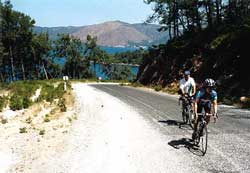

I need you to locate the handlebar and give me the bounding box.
[196,113,218,123]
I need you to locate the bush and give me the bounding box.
[25,117,32,124]
[44,114,50,122]
[38,84,55,102]
[19,127,27,133]
[9,95,31,111]
[39,130,45,135]
[38,82,66,103]
[23,97,32,109]
[130,82,144,87]
[58,98,67,112]
[0,96,8,112]
[1,119,8,124]
[154,85,162,92]
[10,95,23,111]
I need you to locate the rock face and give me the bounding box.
[34,21,169,46]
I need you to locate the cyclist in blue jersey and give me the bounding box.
[192,78,218,140]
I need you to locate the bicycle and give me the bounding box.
[179,95,195,129]
[193,113,217,156]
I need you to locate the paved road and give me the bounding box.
[91,84,250,173]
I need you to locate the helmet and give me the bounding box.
[204,78,216,87]
[184,70,190,75]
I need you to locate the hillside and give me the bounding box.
[33,21,169,46]
[136,25,250,107]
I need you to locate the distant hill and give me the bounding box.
[33,21,169,47]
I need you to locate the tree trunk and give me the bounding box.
[205,0,213,28]
[21,59,26,80]
[9,45,15,81]
[0,72,5,82]
[42,62,49,80]
[215,0,222,24]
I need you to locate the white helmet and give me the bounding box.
[204,78,216,87]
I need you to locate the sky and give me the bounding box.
[11,0,154,27]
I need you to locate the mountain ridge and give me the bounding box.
[33,21,169,47]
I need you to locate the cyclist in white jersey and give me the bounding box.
[179,70,196,97]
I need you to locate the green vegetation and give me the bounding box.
[154,85,162,92]
[0,96,8,111]
[0,80,71,111]
[67,117,73,123]
[38,82,66,103]
[44,114,50,123]
[111,49,146,65]
[103,65,135,81]
[39,129,45,135]
[58,98,67,112]
[9,95,31,110]
[25,117,32,124]
[1,118,8,124]
[19,127,27,133]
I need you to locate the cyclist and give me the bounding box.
[179,70,196,97]
[192,78,218,140]
[178,71,196,123]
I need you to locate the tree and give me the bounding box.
[54,34,91,79]
[1,0,36,81]
[104,65,133,81]
[31,33,52,79]
[1,0,16,81]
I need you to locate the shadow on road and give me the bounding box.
[158,120,181,126]
[158,119,192,130]
[168,138,205,156]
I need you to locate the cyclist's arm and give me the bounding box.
[192,84,196,96]
[194,91,201,114]
[191,79,196,96]
[212,91,218,115]
[194,100,198,114]
[212,100,218,115]
[179,80,185,95]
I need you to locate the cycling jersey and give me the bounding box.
[196,89,217,101]
[179,77,196,95]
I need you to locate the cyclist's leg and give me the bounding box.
[192,101,203,139]
[204,101,212,124]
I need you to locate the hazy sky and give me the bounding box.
[11,0,154,27]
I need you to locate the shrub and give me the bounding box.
[39,130,45,135]
[19,127,27,133]
[44,114,50,122]
[38,82,66,103]
[23,97,32,109]
[58,98,67,112]
[10,95,23,111]
[154,85,162,92]
[9,95,31,111]
[25,117,32,124]
[38,84,55,102]
[67,117,73,123]
[130,82,144,87]
[1,119,8,124]
[0,96,8,112]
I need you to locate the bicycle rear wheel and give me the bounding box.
[188,109,195,129]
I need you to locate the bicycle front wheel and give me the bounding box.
[200,124,208,155]
[182,110,188,124]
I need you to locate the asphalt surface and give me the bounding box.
[91,84,250,173]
